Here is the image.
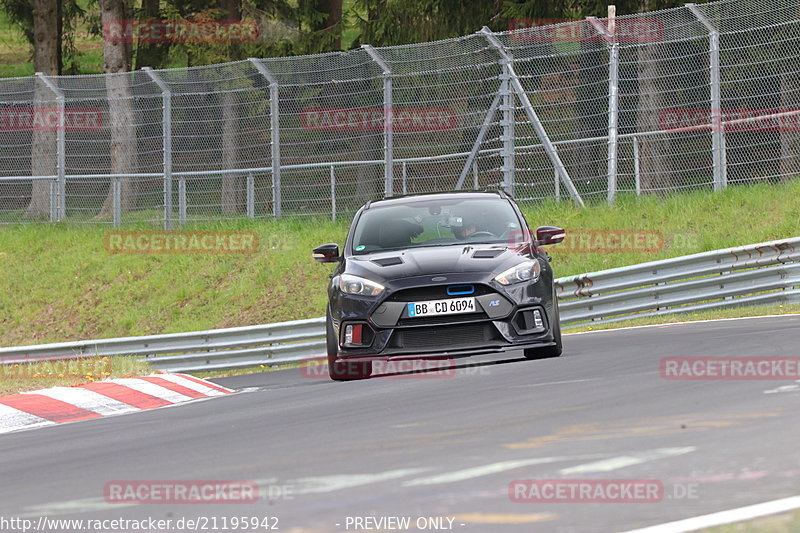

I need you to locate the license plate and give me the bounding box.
[407,297,476,318]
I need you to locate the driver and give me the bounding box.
[451,216,478,240]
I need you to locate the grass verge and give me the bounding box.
[1,181,799,348]
[0,356,153,396]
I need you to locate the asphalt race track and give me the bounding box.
[2,315,800,533]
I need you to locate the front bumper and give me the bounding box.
[330,277,556,361]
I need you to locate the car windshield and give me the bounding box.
[351,197,522,255]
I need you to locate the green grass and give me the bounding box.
[1,181,799,347]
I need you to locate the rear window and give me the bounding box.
[351,197,522,255]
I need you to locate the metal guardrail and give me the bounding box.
[0,318,326,373]
[557,237,800,326]
[1,237,798,373]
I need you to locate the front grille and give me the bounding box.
[392,323,506,350]
[388,284,494,302]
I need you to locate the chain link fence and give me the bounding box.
[0,0,798,226]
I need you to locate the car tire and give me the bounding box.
[326,308,372,381]
[523,300,563,360]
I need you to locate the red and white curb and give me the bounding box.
[0,374,233,434]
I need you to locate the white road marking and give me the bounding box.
[291,468,430,494]
[155,374,229,396]
[23,387,139,416]
[622,494,800,533]
[507,378,603,389]
[560,447,695,475]
[111,378,194,403]
[20,497,139,518]
[403,455,608,487]
[566,313,800,336]
[764,380,800,394]
[0,403,53,434]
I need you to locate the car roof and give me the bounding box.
[365,191,508,210]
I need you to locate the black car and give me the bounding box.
[313,191,565,380]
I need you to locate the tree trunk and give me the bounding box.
[221,90,243,214]
[574,39,605,187]
[317,0,343,51]
[636,0,673,194]
[25,0,59,219]
[97,0,137,219]
[636,41,672,193]
[133,0,167,70]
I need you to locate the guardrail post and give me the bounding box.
[249,58,282,218]
[480,28,584,207]
[143,68,173,229]
[687,4,727,192]
[36,73,65,221]
[362,45,394,198]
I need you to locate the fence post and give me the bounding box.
[500,58,516,195]
[687,3,727,191]
[247,172,255,219]
[178,178,186,224]
[362,45,394,198]
[143,67,173,229]
[249,58,282,218]
[402,161,407,194]
[36,73,65,221]
[480,28,585,207]
[330,165,336,222]
[112,179,121,227]
[588,15,619,205]
[633,135,641,195]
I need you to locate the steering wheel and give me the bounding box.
[467,231,496,239]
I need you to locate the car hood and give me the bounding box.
[345,244,526,283]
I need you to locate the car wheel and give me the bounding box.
[523,300,562,360]
[327,308,373,381]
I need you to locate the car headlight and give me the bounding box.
[338,274,385,296]
[494,259,541,285]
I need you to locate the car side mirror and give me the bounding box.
[313,243,340,263]
[536,226,566,246]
